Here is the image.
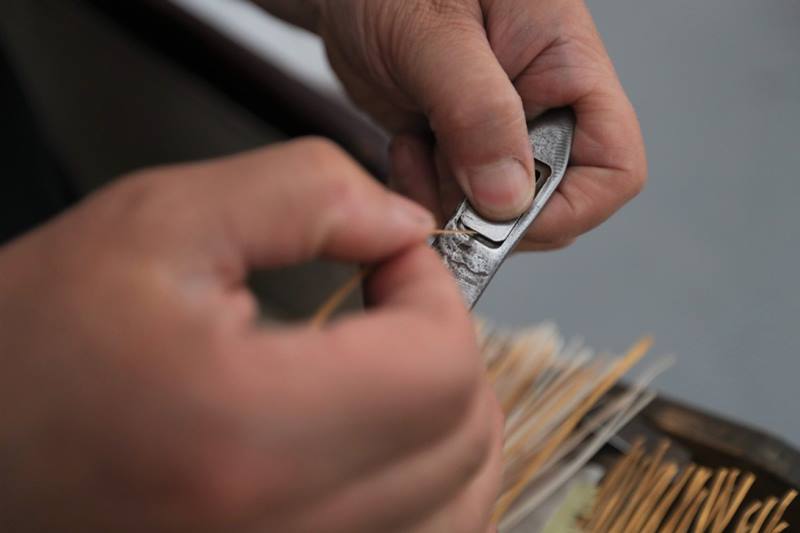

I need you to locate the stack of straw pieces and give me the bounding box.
[486,322,797,532]
[309,266,795,532]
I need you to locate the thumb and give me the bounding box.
[396,13,534,220]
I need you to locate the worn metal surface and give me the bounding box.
[432,108,575,308]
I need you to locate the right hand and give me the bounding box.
[0,138,503,533]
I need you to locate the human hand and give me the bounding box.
[269,0,647,250]
[0,139,503,532]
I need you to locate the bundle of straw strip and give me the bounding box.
[480,323,670,531]
[311,262,794,532]
[582,440,797,532]
[485,325,796,532]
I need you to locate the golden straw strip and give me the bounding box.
[610,440,670,533]
[311,229,477,326]
[764,491,797,533]
[694,468,728,532]
[675,488,709,533]
[751,497,779,533]
[311,267,373,327]
[589,440,646,530]
[661,467,712,533]
[714,473,756,533]
[595,439,645,506]
[709,470,739,533]
[499,337,651,522]
[626,463,680,533]
[734,502,762,533]
[592,450,647,532]
[640,465,697,533]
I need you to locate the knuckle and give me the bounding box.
[319,168,371,221]
[390,0,475,29]
[290,137,370,205]
[290,136,348,164]
[110,173,198,248]
[619,146,649,200]
[114,168,185,217]
[440,89,524,135]
[414,0,479,33]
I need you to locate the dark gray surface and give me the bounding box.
[477,0,800,446]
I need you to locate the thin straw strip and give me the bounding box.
[503,352,591,438]
[499,390,657,532]
[714,472,756,533]
[625,463,680,533]
[608,440,671,533]
[493,337,653,522]
[535,359,670,479]
[675,488,709,533]
[750,497,779,533]
[504,365,597,460]
[640,465,697,533]
[311,266,373,327]
[593,448,647,530]
[709,470,740,533]
[764,491,797,533]
[661,467,713,533]
[694,468,728,532]
[591,439,645,523]
[311,229,477,326]
[734,502,762,533]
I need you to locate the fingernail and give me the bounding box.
[389,194,436,231]
[462,159,534,220]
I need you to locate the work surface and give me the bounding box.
[173,0,800,446]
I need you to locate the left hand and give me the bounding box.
[260,0,648,251]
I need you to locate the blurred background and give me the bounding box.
[1,0,797,446]
[170,0,800,445]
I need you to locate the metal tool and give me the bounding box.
[432,108,576,308]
